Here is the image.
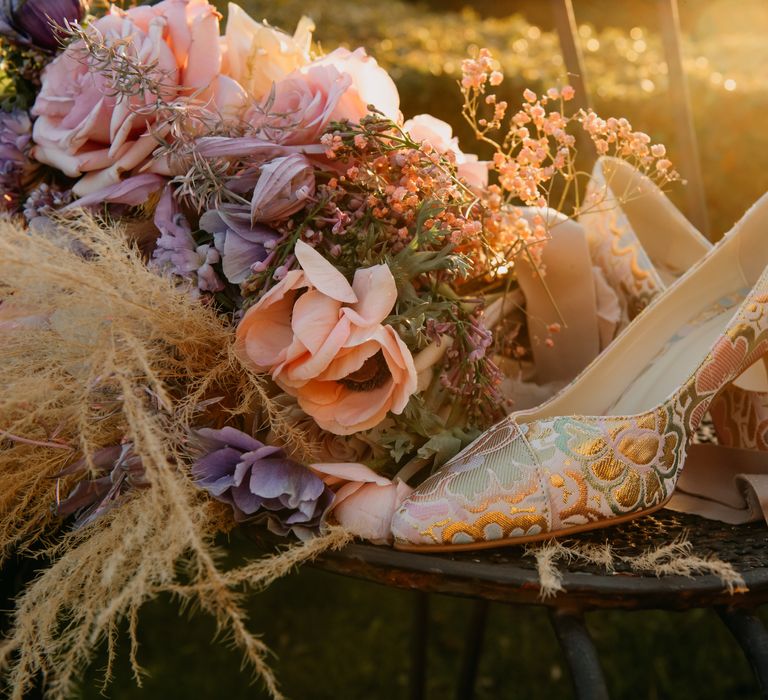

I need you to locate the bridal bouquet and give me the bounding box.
[0,1,677,696]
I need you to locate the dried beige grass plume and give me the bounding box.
[0,214,342,699]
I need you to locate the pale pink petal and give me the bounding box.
[344,264,398,326]
[66,173,167,208]
[457,159,489,189]
[211,75,248,120]
[236,270,307,370]
[152,0,193,67]
[183,3,222,89]
[315,48,400,122]
[291,378,343,406]
[374,326,417,413]
[333,480,413,544]
[291,289,342,354]
[310,462,392,487]
[324,381,394,428]
[317,341,379,381]
[283,315,352,381]
[294,239,357,303]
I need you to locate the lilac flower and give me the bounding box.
[150,187,224,293]
[192,426,333,538]
[0,109,34,213]
[200,205,278,284]
[56,443,148,529]
[250,154,315,223]
[0,0,86,51]
[23,182,74,222]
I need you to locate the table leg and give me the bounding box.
[549,609,610,700]
[717,607,768,698]
[410,591,430,700]
[454,599,489,700]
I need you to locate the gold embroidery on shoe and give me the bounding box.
[614,469,642,508]
[465,483,540,514]
[441,512,548,544]
[419,518,451,544]
[617,433,659,465]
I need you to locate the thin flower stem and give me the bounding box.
[0,429,73,450]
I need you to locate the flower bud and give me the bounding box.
[250,154,315,223]
[0,0,86,51]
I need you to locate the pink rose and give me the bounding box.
[245,47,400,145]
[30,0,246,196]
[245,64,353,145]
[312,48,400,124]
[310,462,413,544]
[222,3,314,100]
[403,114,488,189]
[236,240,417,435]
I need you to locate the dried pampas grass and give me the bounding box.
[0,215,339,699]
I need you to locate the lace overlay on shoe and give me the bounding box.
[582,183,665,324]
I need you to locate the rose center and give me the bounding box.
[339,351,390,392]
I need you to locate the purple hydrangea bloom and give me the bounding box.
[0,108,34,213]
[150,187,224,294]
[0,0,86,51]
[192,426,333,538]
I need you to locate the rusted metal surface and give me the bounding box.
[314,511,768,611]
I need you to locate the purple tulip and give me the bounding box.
[250,154,315,223]
[0,108,34,213]
[0,0,86,51]
[192,426,333,538]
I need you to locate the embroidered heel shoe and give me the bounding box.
[582,156,768,454]
[391,193,768,551]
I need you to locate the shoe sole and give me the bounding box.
[392,499,670,553]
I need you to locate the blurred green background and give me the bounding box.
[70,0,768,697]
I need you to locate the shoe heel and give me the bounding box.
[710,356,768,451]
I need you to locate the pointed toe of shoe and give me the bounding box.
[390,420,552,550]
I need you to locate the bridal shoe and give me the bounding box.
[391,192,768,550]
[582,156,768,453]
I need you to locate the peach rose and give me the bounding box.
[403,114,488,189]
[310,462,413,544]
[31,0,246,196]
[236,240,417,435]
[222,2,314,100]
